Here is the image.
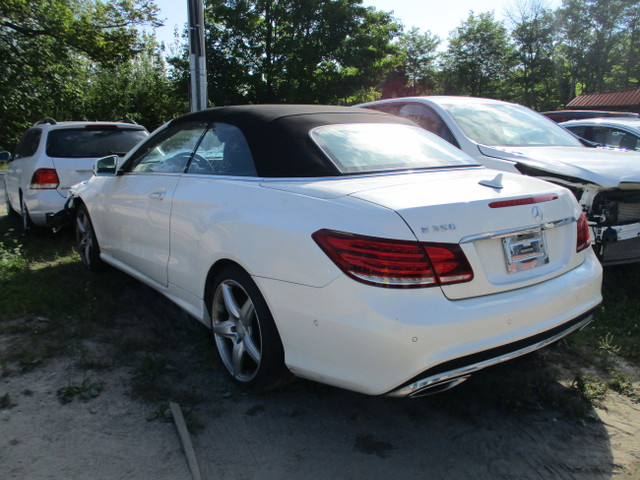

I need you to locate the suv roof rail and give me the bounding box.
[34,118,57,126]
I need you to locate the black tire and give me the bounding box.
[210,265,290,393]
[75,204,105,271]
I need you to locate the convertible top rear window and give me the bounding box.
[310,123,478,174]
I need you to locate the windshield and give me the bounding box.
[47,127,148,158]
[310,123,478,174]
[441,102,584,147]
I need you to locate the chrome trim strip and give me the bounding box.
[386,314,593,398]
[460,217,575,244]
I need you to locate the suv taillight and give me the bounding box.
[576,212,591,252]
[312,229,473,288]
[30,168,59,189]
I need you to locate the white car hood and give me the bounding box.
[478,145,640,188]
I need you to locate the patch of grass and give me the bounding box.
[584,265,640,362]
[0,214,144,368]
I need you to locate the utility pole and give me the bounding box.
[187,0,208,112]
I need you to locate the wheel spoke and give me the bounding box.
[76,215,87,235]
[239,298,255,328]
[243,334,261,364]
[76,214,92,263]
[221,283,241,319]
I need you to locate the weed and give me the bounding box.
[598,332,621,356]
[0,237,28,280]
[607,372,635,396]
[56,377,104,404]
[572,375,609,402]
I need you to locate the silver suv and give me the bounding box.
[3,119,148,230]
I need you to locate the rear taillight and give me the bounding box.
[30,168,59,189]
[576,211,591,252]
[312,229,473,288]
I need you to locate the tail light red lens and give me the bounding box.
[576,211,591,252]
[30,168,59,189]
[423,244,474,284]
[312,229,473,288]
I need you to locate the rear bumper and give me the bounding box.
[258,250,603,396]
[386,307,595,397]
[22,189,65,228]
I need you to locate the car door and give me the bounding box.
[96,121,208,286]
[167,122,259,298]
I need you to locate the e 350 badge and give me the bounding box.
[421,224,456,234]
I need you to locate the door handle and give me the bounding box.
[149,189,166,200]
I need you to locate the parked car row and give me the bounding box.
[359,97,640,266]
[2,98,625,397]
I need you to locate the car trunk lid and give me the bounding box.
[345,169,583,300]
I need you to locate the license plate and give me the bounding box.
[502,228,549,273]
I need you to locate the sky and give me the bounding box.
[153,0,563,50]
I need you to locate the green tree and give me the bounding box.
[83,36,187,131]
[556,0,636,100]
[506,0,558,110]
[442,11,516,98]
[0,0,161,149]
[199,0,402,105]
[380,27,441,97]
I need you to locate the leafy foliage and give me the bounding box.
[506,0,559,110]
[556,0,639,96]
[198,0,402,105]
[0,0,639,152]
[380,28,441,98]
[442,11,516,98]
[0,0,171,149]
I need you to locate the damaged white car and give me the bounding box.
[62,105,601,397]
[359,96,640,265]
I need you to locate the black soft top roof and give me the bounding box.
[172,105,416,177]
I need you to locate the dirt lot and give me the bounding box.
[0,276,638,480]
[0,186,639,479]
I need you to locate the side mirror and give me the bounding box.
[94,155,118,176]
[0,151,12,162]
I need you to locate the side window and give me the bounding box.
[565,126,587,139]
[594,127,638,151]
[14,129,42,159]
[187,123,257,176]
[398,104,460,148]
[128,121,208,174]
